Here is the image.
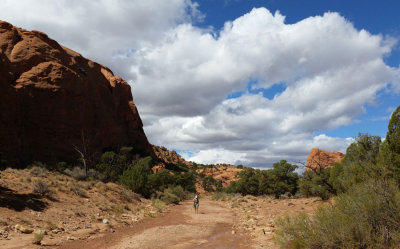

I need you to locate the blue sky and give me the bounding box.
[1,0,399,168]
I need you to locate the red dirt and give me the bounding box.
[58,198,251,249]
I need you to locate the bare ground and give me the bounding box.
[58,195,321,249]
[59,197,251,249]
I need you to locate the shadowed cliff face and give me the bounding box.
[0,20,154,166]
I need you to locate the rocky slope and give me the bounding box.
[0,167,164,248]
[0,20,154,166]
[306,148,344,171]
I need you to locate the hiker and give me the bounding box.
[193,193,199,214]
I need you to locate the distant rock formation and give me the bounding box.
[153,145,192,166]
[151,145,242,192]
[306,148,344,171]
[195,165,242,193]
[0,20,154,166]
[151,145,191,173]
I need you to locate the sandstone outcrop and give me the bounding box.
[306,148,344,171]
[153,145,192,166]
[0,20,154,166]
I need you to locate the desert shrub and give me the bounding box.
[174,161,190,172]
[298,168,335,200]
[174,172,196,192]
[330,133,382,193]
[275,179,400,249]
[226,160,298,198]
[120,157,152,197]
[87,168,105,180]
[120,190,140,203]
[380,106,400,183]
[96,147,134,182]
[56,162,68,171]
[33,180,53,197]
[147,170,176,192]
[152,198,165,211]
[157,186,188,204]
[169,185,187,200]
[202,176,217,192]
[32,229,45,244]
[159,192,179,204]
[298,133,383,200]
[30,166,48,177]
[111,204,124,213]
[70,184,87,197]
[29,161,47,169]
[147,169,195,195]
[64,167,86,180]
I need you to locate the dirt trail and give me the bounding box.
[60,197,251,249]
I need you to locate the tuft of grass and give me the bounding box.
[32,229,45,245]
[70,184,87,198]
[152,198,165,211]
[64,167,86,180]
[111,204,124,213]
[121,190,140,203]
[30,166,48,177]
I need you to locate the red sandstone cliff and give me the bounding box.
[306,148,344,171]
[0,20,154,166]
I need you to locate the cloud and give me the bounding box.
[0,0,202,75]
[131,8,398,166]
[1,3,399,168]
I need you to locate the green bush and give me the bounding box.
[96,147,134,182]
[160,190,180,204]
[226,160,298,198]
[330,133,382,193]
[156,186,189,204]
[299,168,335,200]
[120,157,152,197]
[299,133,383,200]
[147,170,195,194]
[56,162,68,171]
[380,106,400,183]
[275,179,400,249]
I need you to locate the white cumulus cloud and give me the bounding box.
[1,2,399,168]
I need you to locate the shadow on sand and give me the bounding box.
[0,185,50,212]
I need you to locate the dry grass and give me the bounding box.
[0,167,169,248]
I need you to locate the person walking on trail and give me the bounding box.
[193,193,199,214]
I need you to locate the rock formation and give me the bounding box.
[306,148,344,171]
[0,20,154,166]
